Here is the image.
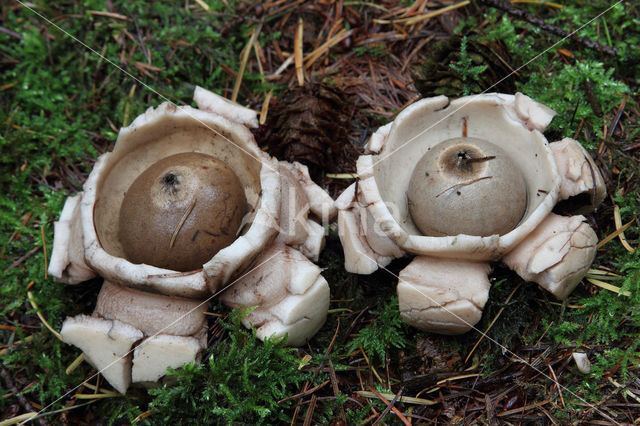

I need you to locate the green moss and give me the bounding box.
[345,295,411,365]
[148,309,311,424]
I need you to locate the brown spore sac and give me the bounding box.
[407,137,527,237]
[118,152,247,271]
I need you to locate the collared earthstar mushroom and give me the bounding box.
[337,92,605,335]
[48,87,336,394]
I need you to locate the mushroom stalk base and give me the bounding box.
[397,256,491,335]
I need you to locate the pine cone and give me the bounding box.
[413,35,517,98]
[258,84,357,182]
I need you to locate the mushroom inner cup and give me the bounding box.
[370,97,559,243]
[93,125,262,263]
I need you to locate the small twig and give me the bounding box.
[328,359,347,423]
[0,367,49,426]
[608,97,627,139]
[486,394,496,423]
[289,381,309,426]
[477,0,617,56]
[169,199,197,249]
[548,364,566,407]
[0,25,23,40]
[372,387,405,426]
[497,399,551,417]
[302,394,317,426]
[131,15,151,64]
[4,246,41,272]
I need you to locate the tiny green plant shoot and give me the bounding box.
[449,36,489,96]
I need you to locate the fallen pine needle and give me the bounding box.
[327,308,353,314]
[587,268,621,277]
[356,390,437,405]
[512,0,563,7]
[543,300,585,309]
[66,353,85,375]
[294,18,304,86]
[74,393,120,400]
[4,400,97,426]
[27,291,62,340]
[87,10,129,20]
[325,173,358,179]
[360,345,383,383]
[82,382,119,396]
[267,55,294,79]
[437,373,481,386]
[0,335,34,356]
[122,84,136,127]
[260,90,273,125]
[304,29,353,69]
[587,278,631,297]
[277,380,330,403]
[133,409,155,424]
[375,1,470,25]
[608,377,640,404]
[194,0,210,11]
[0,412,38,426]
[343,1,390,13]
[548,364,565,407]
[497,399,550,417]
[366,386,411,426]
[232,27,259,102]
[597,212,636,249]
[614,205,636,252]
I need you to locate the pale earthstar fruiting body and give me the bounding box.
[48,87,336,394]
[119,152,247,271]
[337,92,606,335]
[407,137,527,237]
